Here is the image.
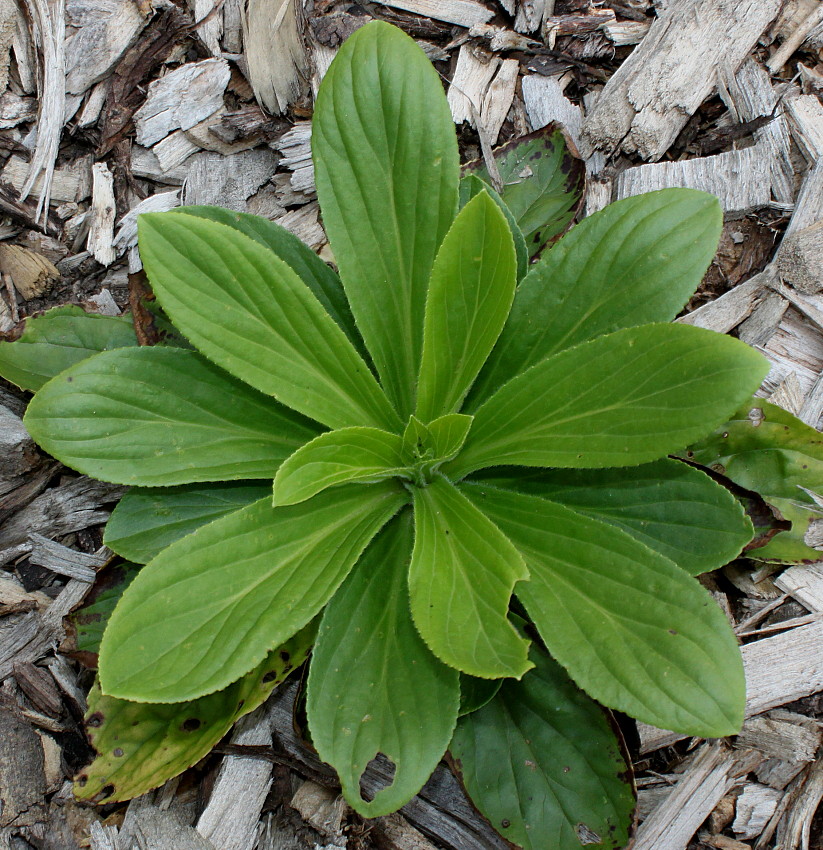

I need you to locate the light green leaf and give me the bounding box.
[459,175,528,282]
[416,191,516,422]
[451,647,634,850]
[308,513,459,817]
[448,323,769,478]
[313,21,459,418]
[465,483,746,736]
[170,206,366,358]
[400,415,473,483]
[76,622,316,804]
[99,483,406,702]
[476,458,753,575]
[274,427,408,507]
[0,305,136,392]
[468,189,723,408]
[425,413,474,460]
[24,347,317,487]
[686,398,823,562]
[104,483,271,563]
[410,476,531,679]
[138,212,399,431]
[463,123,585,254]
[458,674,501,717]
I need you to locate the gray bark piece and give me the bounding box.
[581,0,785,161]
[514,0,552,33]
[64,0,145,95]
[738,291,789,347]
[373,0,493,27]
[732,783,782,839]
[0,702,46,828]
[182,149,278,212]
[783,161,823,240]
[112,191,180,260]
[134,58,230,147]
[677,273,767,333]
[123,806,216,850]
[27,534,108,582]
[777,221,823,294]
[616,145,772,215]
[774,562,823,612]
[0,405,39,482]
[196,708,272,850]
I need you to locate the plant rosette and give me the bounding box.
[15,21,770,850]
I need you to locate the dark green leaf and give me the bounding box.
[313,21,459,418]
[138,212,400,431]
[308,513,459,816]
[451,647,634,850]
[463,123,584,254]
[686,398,823,562]
[448,323,769,478]
[465,483,746,736]
[0,305,136,392]
[274,427,408,506]
[410,475,531,679]
[99,483,406,702]
[468,189,724,408]
[76,622,316,803]
[458,674,501,717]
[416,191,516,422]
[24,347,318,486]
[104,483,271,563]
[476,459,753,575]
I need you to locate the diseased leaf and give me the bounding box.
[76,622,316,804]
[465,483,746,736]
[686,398,823,562]
[99,483,406,703]
[468,189,723,408]
[451,647,634,850]
[448,323,769,478]
[458,674,501,717]
[476,458,753,575]
[171,206,366,358]
[313,21,459,418]
[463,123,585,254]
[70,563,141,658]
[410,476,531,680]
[24,347,318,486]
[459,175,528,282]
[308,513,459,817]
[274,427,408,507]
[416,191,516,422]
[138,212,399,431]
[105,483,271,563]
[0,305,136,392]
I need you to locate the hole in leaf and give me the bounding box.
[87,712,104,728]
[182,717,201,732]
[96,784,115,802]
[113,748,124,757]
[576,823,602,845]
[359,753,396,799]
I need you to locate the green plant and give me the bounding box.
[7,21,773,849]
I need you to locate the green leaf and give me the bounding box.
[307,513,459,817]
[468,189,723,408]
[416,191,516,422]
[686,398,823,562]
[0,305,137,392]
[400,414,472,464]
[104,483,271,563]
[458,674,501,717]
[476,459,753,575]
[459,175,528,282]
[76,622,316,804]
[313,20,459,418]
[138,211,399,431]
[170,206,366,359]
[451,647,634,850]
[448,323,769,479]
[98,483,406,702]
[463,123,585,254]
[274,427,408,507]
[410,475,531,680]
[465,483,746,736]
[24,347,318,486]
[70,563,141,657]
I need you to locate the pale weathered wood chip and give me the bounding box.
[374,0,493,28]
[0,700,46,828]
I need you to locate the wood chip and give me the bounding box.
[738,291,789,347]
[678,274,766,333]
[0,0,16,94]
[275,121,314,196]
[372,812,441,850]
[0,405,39,482]
[191,0,223,56]
[243,0,308,115]
[27,534,108,583]
[773,758,823,850]
[134,58,231,147]
[87,162,116,266]
[784,93,823,163]
[131,146,191,185]
[0,91,37,128]
[774,563,823,612]
[448,45,500,126]
[639,620,823,752]
[0,700,46,828]
[582,0,785,160]
[633,743,761,850]
[616,145,773,216]
[767,1,823,72]
[196,708,272,850]
[514,0,552,34]
[64,0,146,95]
[153,130,201,173]
[182,149,277,212]
[733,783,782,839]
[289,781,346,838]
[0,243,59,299]
[2,153,92,204]
[374,0,493,28]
